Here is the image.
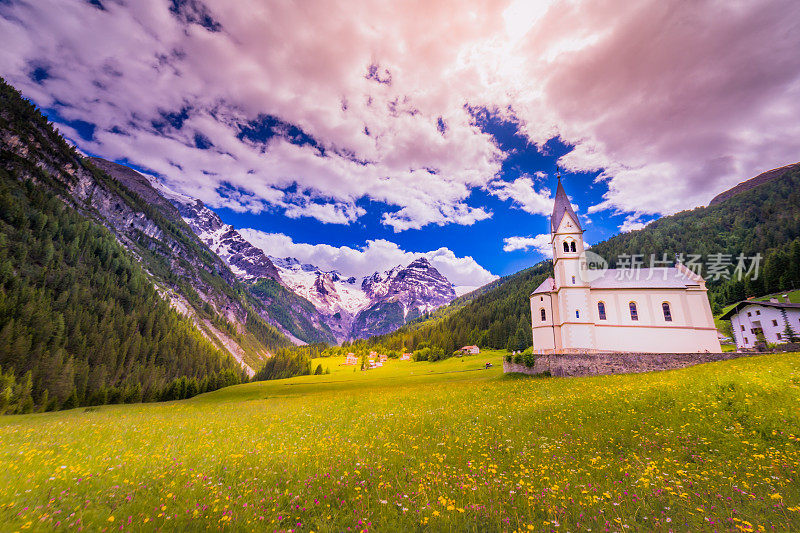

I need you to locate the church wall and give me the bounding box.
[530,293,556,352]
[587,288,720,353]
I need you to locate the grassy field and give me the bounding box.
[1,351,799,532]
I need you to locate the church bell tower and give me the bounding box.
[550,174,594,350]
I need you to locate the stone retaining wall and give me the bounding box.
[503,351,761,378]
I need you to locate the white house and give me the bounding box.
[720,298,800,349]
[530,178,721,354]
[460,345,480,355]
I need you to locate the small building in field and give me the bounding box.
[379,354,388,362]
[460,345,480,355]
[400,353,412,361]
[344,353,358,365]
[719,297,800,349]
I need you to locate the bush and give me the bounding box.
[523,353,536,368]
[504,354,512,363]
[413,347,430,362]
[513,353,524,365]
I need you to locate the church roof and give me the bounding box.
[588,267,702,289]
[531,277,555,295]
[551,178,582,233]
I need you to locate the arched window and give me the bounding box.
[570,241,576,252]
[629,301,639,321]
[540,308,546,322]
[575,310,580,319]
[598,302,607,320]
[571,276,576,284]
[662,302,673,322]
[563,241,570,253]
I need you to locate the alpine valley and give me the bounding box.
[0,76,461,384]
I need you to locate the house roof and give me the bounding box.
[719,300,800,320]
[551,178,582,233]
[588,267,703,289]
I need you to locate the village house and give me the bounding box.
[720,297,800,349]
[459,345,480,355]
[530,178,721,354]
[344,353,358,365]
[400,353,412,361]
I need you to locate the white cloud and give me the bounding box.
[239,229,499,288]
[502,234,552,256]
[2,0,799,231]
[489,175,553,215]
[618,214,651,233]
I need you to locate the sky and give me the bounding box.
[2,0,799,288]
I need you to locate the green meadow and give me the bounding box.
[1,351,799,532]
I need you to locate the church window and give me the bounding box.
[662,302,672,322]
[598,302,606,320]
[747,312,751,317]
[740,325,745,331]
[563,241,570,253]
[629,302,638,321]
[755,310,760,315]
[576,310,580,319]
[540,308,546,321]
[571,276,576,284]
[744,337,749,344]
[777,333,783,340]
[570,241,576,252]
[772,319,778,327]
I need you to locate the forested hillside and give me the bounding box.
[0,171,245,413]
[0,78,292,377]
[354,163,800,354]
[0,78,287,412]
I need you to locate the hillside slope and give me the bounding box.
[0,79,295,375]
[0,88,253,412]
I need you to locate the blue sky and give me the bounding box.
[3,0,798,286]
[208,113,637,278]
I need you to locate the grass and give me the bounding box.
[1,351,799,531]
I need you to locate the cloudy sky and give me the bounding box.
[2,0,798,286]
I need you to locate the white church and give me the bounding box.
[530,179,721,354]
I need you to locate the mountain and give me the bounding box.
[156,183,458,342]
[352,258,456,338]
[0,78,250,412]
[358,163,800,354]
[270,256,457,340]
[709,162,800,205]
[0,79,298,377]
[90,170,339,346]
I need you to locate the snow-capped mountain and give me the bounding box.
[170,198,282,282]
[156,184,459,342]
[272,256,457,340]
[352,257,456,338]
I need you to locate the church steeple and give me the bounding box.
[551,173,582,233]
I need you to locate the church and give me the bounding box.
[530,179,721,354]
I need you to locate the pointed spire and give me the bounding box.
[551,172,581,232]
